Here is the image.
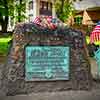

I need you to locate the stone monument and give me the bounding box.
[3,23,92,96]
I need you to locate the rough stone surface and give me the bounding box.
[3,23,92,96]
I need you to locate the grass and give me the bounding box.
[0,37,12,55]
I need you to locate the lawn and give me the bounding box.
[0,37,12,55]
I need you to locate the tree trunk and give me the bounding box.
[1,16,8,33]
[1,0,9,33]
[61,0,64,13]
[18,0,22,22]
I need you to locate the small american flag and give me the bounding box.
[33,16,41,25]
[33,16,63,30]
[90,21,100,43]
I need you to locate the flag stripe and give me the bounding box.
[90,21,100,43]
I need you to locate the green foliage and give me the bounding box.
[55,0,75,22]
[0,0,14,32]
[0,0,14,17]
[14,0,27,22]
[0,0,27,32]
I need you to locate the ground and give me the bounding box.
[0,89,100,100]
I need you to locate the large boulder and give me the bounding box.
[3,22,92,96]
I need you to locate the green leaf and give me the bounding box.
[55,0,75,22]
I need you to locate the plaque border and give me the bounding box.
[24,45,71,81]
